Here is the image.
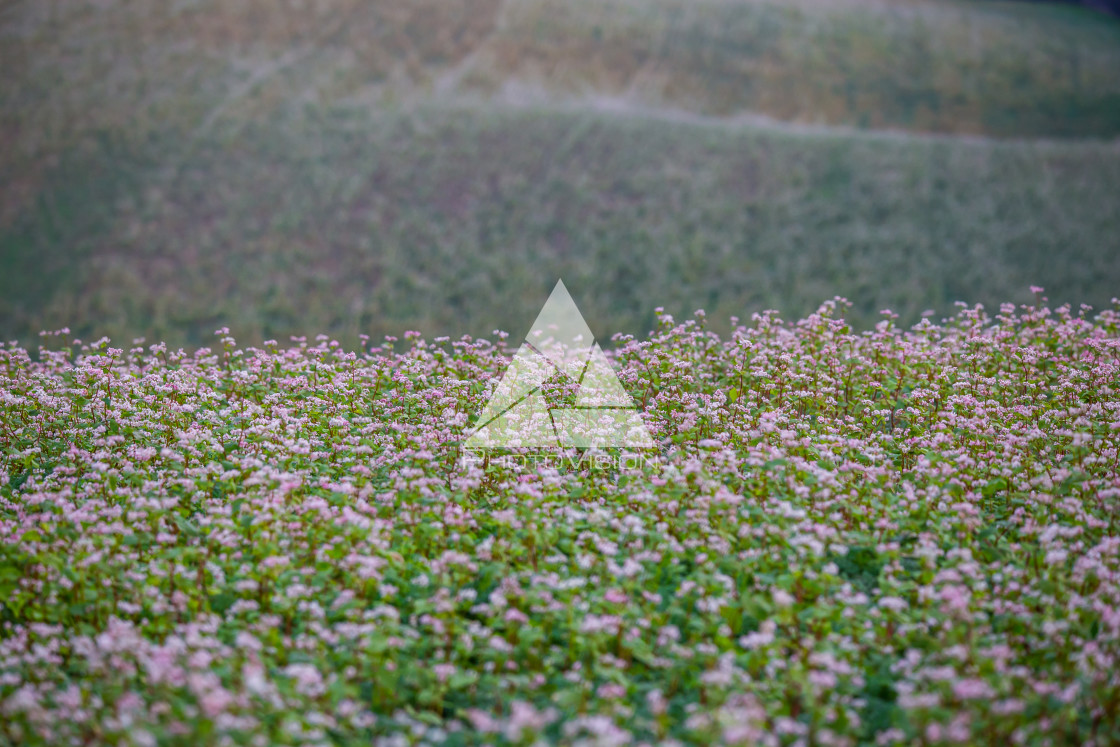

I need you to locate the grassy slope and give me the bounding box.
[9,104,1120,348]
[474,0,1120,135]
[2,0,1120,348]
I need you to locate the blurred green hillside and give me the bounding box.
[2,0,1119,348]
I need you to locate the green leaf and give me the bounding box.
[982,478,1008,498]
[209,593,236,614]
[447,671,479,689]
[174,516,201,537]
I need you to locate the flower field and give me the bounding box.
[2,294,1119,746]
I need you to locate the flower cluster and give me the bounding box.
[2,294,1119,745]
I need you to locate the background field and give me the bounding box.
[2,0,1120,348]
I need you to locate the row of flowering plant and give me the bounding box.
[2,291,1119,745]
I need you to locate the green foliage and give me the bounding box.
[834,545,885,594]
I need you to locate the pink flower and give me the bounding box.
[597,683,626,699]
[604,588,628,604]
[952,679,993,700]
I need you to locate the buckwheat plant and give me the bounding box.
[2,291,1119,746]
